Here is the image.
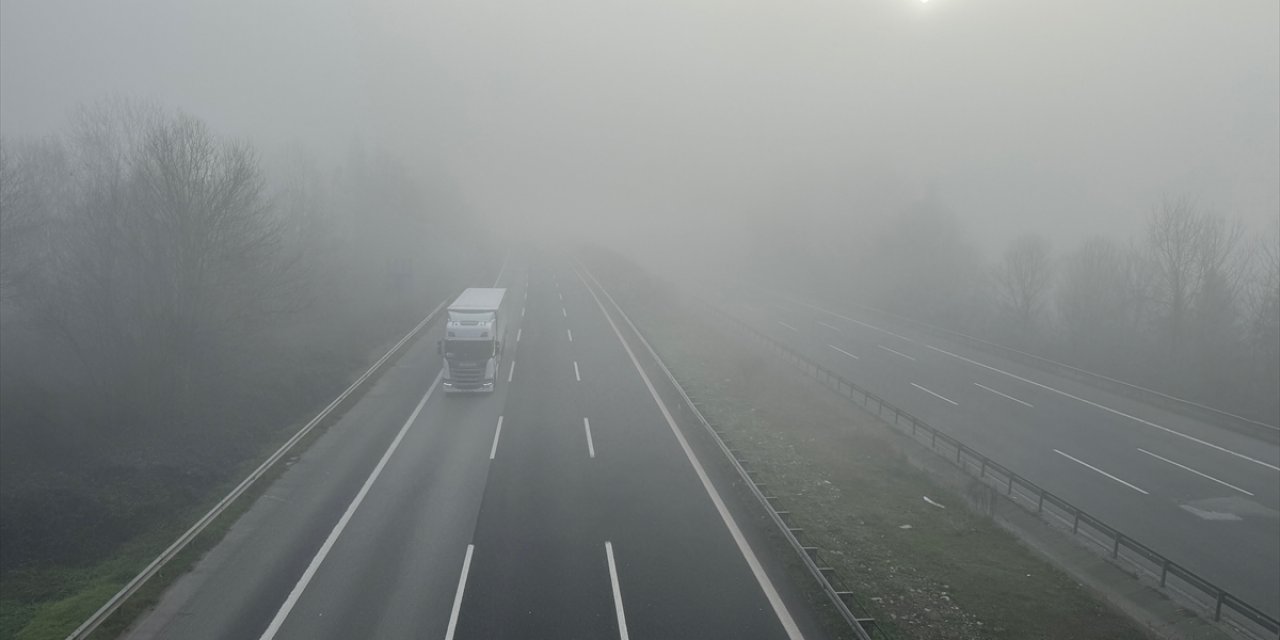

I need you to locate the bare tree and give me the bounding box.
[993,233,1053,340]
[1243,220,1280,421]
[1056,236,1130,353]
[26,104,298,448]
[1145,196,1244,354]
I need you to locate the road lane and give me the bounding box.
[128,255,836,639]
[724,288,1280,617]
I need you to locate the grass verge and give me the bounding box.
[595,255,1152,640]
[0,324,432,640]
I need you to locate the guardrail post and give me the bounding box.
[1007,474,1014,496]
[1036,491,1044,514]
[1072,510,1080,534]
[1112,534,1121,559]
[1215,590,1224,621]
[1160,559,1169,587]
[980,458,987,478]
[930,431,936,449]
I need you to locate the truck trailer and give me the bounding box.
[439,288,507,394]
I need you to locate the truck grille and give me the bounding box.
[450,364,487,388]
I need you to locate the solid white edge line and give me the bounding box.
[605,541,629,640]
[573,361,581,382]
[1137,448,1255,496]
[878,344,916,361]
[974,382,1033,408]
[489,416,504,460]
[258,372,442,640]
[928,344,1280,472]
[827,344,859,360]
[777,320,799,332]
[912,383,958,406]
[508,360,516,383]
[585,417,596,458]
[578,265,805,640]
[443,544,475,640]
[493,253,509,287]
[1054,449,1150,495]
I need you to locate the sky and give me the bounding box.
[2,0,1277,259]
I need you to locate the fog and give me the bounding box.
[2,2,1280,636]
[4,0,1276,260]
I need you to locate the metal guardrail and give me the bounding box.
[765,288,1280,443]
[716,307,1280,640]
[66,300,449,640]
[579,264,878,640]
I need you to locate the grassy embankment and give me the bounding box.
[0,321,421,640]
[598,258,1151,640]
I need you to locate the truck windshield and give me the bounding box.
[445,340,493,360]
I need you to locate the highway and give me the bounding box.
[720,286,1280,619]
[124,255,831,640]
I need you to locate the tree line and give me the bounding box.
[751,199,1280,425]
[0,100,484,572]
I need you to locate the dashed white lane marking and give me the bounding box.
[508,360,515,383]
[579,265,805,640]
[926,344,1280,472]
[516,328,522,342]
[258,373,442,640]
[912,383,958,406]
[573,361,581,382]
[584,418,596,458]
[816,320,840,331]
[559,292,564,302]
[777,320,799,332]
[443,544,474,640]
[489,416,504,460]
[521,307,525,318]
[562,307,568,318]
[878,344,916,361]
[567,329,574,342]
[974,382,1034,408]
[1137,448,1254,496]
[827,344,859,360]
[605,542,629,640]
[1054,449,1150,495]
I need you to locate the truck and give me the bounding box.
[439,288,508,394]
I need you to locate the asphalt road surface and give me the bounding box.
[124,255,832,640]
[721,286,1280,619]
